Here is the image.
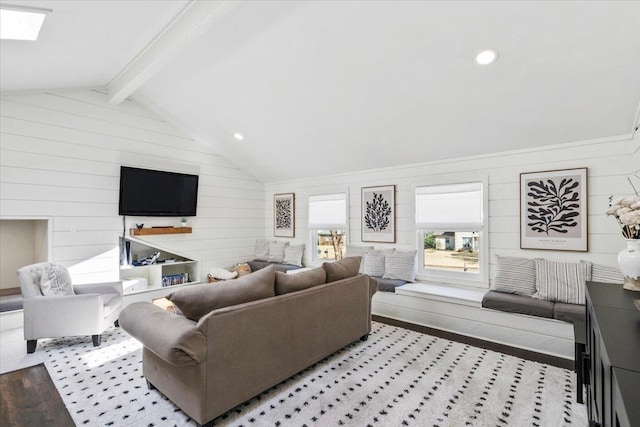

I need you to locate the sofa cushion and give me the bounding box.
[40,264,75,296]
[254,240,270,261]
[383,250,417,282]
[323,256,361,283]
[535,259,592,304]
[491,254,537,296]
[346,245,374,273]
[482,290,554,318]
[283,244,305,267]
[362,249,393,277]
[553,302,586,324]
[275,267,326,295]
[267,241,288,263]
[372,277,406,292]
[168,265,276,321]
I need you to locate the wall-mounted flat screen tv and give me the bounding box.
[118,166,199,217]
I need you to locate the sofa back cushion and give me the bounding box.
[168,265,276,321]
[275,267,326,295]
[491,254,537,296]
[323,256,361,283]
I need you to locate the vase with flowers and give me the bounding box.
[606,187,640,291]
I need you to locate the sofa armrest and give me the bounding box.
[119,302,206,366]
[23,294,105,338]
[74,281,123,296]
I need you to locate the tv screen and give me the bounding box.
[118,166,199,217]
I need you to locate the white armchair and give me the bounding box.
[17,262,123,353]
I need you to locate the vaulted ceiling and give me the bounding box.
[2,1,640,182]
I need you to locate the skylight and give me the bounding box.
[0,5,51,41]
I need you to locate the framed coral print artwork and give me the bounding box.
[274,193,295,237]
[520,168,588,251]
[361,185,395,243]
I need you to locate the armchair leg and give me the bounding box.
[26,340,37,354]
[92,335,101,347]
[114,319,119,328]
[360,334,369,342]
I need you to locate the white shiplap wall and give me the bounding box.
[0,90,265,283]
[634,128,640,181]
[265,137,634,281]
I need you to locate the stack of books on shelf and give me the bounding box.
[162,272,189,287]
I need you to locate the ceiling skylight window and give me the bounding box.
[0,4,51,41]
[476,49,498,65]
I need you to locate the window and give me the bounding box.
[415,181,488,287]
[308,193,347,262]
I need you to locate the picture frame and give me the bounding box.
[361,185,395,243]
[520,168,588,251]
[274,193,295,237]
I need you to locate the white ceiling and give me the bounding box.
[2,1,640,182]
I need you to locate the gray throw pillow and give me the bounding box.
[323,256,361,283]
[283,244,305,266]
[275,267,326,295]
[267,241,288,263]
[346,245,374,273]
[40,264,75,296]
[168,265,275,321]
[383,250,417,282]
[534,259,592,304]
[491,254,537,296]
[254,240,270,261]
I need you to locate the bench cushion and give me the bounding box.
[482,290,554,318]
[372,277,407,292]
[553,302,586,324]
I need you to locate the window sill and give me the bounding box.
[392,281,486,307]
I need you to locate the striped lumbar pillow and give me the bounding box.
[383,250,417,282]
[591,263,624,284]
[346,245,374,273]
[534,259,592,304]
[491,254,537,296]
[362,249,394,277]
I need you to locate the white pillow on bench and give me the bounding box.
[534,259,592,304]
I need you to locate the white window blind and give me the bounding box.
[415,182,483,229]
[308,193,347,229]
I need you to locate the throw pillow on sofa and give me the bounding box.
[345,245,374,273]
[168,265,276,321]
[492,254,537,296]
[267,241,288,263]
[40,264,75,296]
[383,250,417,282]
[275,267,326,295]
[534,259,592,304]
[323,256,361,283]
[255,240,270,261]
[282,244,305,266]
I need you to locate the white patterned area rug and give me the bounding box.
[41,322,587,426]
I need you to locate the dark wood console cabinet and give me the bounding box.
[585,281,640,427]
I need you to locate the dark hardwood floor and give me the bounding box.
[0,363,74,427]
[373,315,574,370]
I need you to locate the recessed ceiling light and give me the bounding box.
[0,4,51,41]
[233,133,244,141]
[476,49,498,65]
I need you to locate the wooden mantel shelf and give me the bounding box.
[130,227,192,236]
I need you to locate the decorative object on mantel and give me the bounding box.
[607,181,640,291]
[136,223,144,230]
[361,185,396,243]
[180,217,187,227]
[274,193,295,237]
[520,168,588,251]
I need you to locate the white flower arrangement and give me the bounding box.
[607,194,640,239]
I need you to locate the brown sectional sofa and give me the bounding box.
[120,257,376,427]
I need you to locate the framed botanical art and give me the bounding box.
[274,193,295,237]
[361,185,395,243]
[520,168,588,251]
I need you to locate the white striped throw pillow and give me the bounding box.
[383,250,417,282]
[491,254,537,296]
[255,240,270,261]
[346,245,374,273]
[534,259,592,304]
[362,249,394,277]
[591,263,624,284]
[267,241,289,263]
[283,244,305,266]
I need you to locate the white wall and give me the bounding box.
[265,137,634,282]
[0,90,265,283]
[633,126,640,181]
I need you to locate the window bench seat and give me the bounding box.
[371,282,575,360]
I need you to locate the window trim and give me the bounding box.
[414,176,489,288]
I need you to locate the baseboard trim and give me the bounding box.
[373,314,574,370]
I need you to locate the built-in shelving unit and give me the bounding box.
[119,235,201,304]
[130,227,192,236]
